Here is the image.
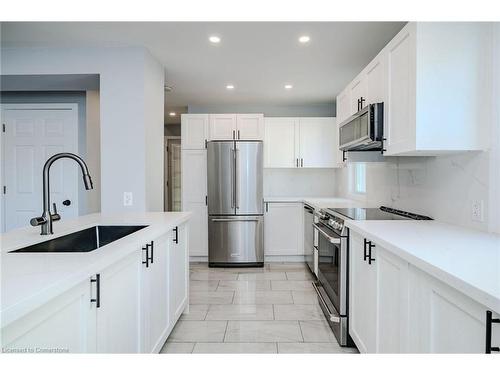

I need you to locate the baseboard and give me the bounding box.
[190,256,208,262]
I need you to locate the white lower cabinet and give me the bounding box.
[1,280,96,353]
[2,225,189,353]
[96,252,141,353]
[168,224,189,322]
[349,228,500,353]
[264,202,303,256]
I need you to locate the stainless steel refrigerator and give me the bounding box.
[207,140,264,267]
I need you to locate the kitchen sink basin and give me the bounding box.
[10,225,149,253]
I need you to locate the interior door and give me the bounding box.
[207,141,235,215]
[1,104,78,232]
[235,141,263,215]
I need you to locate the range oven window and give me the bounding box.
[316,224,341,311]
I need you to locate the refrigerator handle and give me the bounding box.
[230,147,235,208]
[235,148,239,209]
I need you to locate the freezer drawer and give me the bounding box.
[208,215,264,266]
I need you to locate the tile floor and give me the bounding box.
[160,262,359,354]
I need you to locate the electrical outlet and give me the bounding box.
[471,200,484,222]
[123,192,133,207]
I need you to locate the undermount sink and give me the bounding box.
[10,225,149,253]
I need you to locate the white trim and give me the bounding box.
[1,103,78,233]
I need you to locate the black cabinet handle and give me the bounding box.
[173,226,179,244]
[363,238,369,262]
[301,158,303,167]
[232,130,235,140]
[90,274,100,308]
[360,97,365,109]
[342,150,347,162]
[142,245,149,268]
[148,241,154,264]
[357,98,361,111]
[238,130,240,139]
[486,310,500,353]
[368,242,375,265]
[265,202,269,212]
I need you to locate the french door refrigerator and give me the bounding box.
[207,140,264,267]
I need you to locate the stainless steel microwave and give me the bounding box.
[339,103,384,151]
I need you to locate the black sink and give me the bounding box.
[10,225,149,253]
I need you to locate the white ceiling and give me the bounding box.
[1,22,405,107]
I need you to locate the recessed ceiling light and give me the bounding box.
[298,35,310,44]
[284,84,293,90]
[226,84,235,90]
[209,35,221,44]
[169,112,176,117]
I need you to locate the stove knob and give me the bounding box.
[328,219,335,227]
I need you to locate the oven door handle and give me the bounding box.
[313,223,341,244]
[312,282,340,323]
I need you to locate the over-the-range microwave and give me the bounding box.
[339,103,384,151]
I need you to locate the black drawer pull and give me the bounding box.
[486,310,500,353]
[90,274,100,308]
[148,241,154,264]
[142,245,149,268]
[363,238,369,261]
[173,226,179,244]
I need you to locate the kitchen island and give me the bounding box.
[1,212,190,353]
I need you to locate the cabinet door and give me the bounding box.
[96,252,141,353]
[237,114,264,140]
[169,224,189,322]
[141,234,170,353]
[336,89,351,124]
[264,202,303,256]
[408,266,492,353]
[209,114,237,140]
[181,114,208,149]
[2,280,96,353]
[181,149,208,257]
[385,23,416,155]
[349,75,367,114]
[349,231,377,353]
[376,246,409,353]
[264,117,297,168]
[298,118,336,168]
[365,53,387,106]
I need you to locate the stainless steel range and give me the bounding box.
[312,206,432,347]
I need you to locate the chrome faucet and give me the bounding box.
[30,153,93,235]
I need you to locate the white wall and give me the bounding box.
[264,168,336,198]
[85,90,101,214]
[1,47,165,213]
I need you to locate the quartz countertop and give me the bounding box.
[344,220,500,314]
[0,212,191,328]
[263,196,374,211]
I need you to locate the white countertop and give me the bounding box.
[263,196,374,211]
[345,220,500,314]
[0,212,191,328]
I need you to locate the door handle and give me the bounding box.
[90,274,100,308]
[234,148,239,209]
[212,218,260,222]
[313,223,341,244]
[312,282,340,323]
[230,148,235,208]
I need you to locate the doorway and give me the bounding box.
[1,103,79,232]
[164,136,181,211]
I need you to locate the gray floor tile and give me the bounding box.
[160,342,195,353]
[168,320,227,342]
[233,290,293,304]
[271,280,315,291]
[217,280,271,292]
[190,271,238,281]
[180,304,209,320]
[225,321,303,342]
[286,271,314,281]
[193,342,277,353]
[268,262,309,271]
[206,304,274,320]
[189,291,234,305]
[291,290,319,304]
[237,272,287,281]
[190,280,219,291]
[274,304,325,320]
[300,320,337,342]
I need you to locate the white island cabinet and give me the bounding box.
[1,212,190,353]
[347,224,500,353]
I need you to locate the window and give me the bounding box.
[353,163,366,195]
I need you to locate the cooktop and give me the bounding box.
[325,206,433,221]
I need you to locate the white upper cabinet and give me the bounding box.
[237,114,264,140]
[208,113,264,140]
[181,114,208,150]
[298,118,336,168]
[264,117,338,168]
[209,114,237,140]
[264,117,297,168]
[336,22,492,157]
